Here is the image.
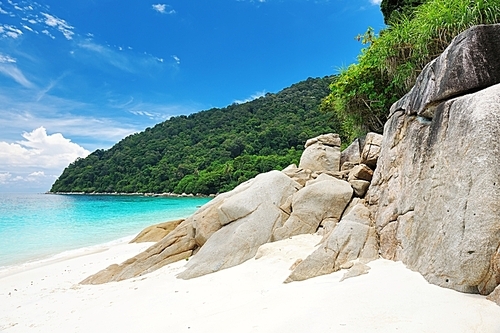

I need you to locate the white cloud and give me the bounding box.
[172,55,180,65]
[22,24,34,32]
[233,91,266,104]
[77,40,136,73]
[152,4,176,14]
[41,12,74,40]
[0,63,34,88]
[1,24,23,38]
[29,171,45,177]
[0,127,90,170]
[41,29,55,39]
[130,110,155,118]
[0,54,16,63]
[369,0,382,4]
[0,172,12,184]
[76,40,165,74]
[0,89,144,146]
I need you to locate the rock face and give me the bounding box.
[390,24,500,121]
[299,133,341,172]
[130,219,184,243]
[368,24,500,295]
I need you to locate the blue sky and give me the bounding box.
[0,0,384,192]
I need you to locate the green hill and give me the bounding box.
[50,76,340,195]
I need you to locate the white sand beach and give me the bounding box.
[1,234,500,333]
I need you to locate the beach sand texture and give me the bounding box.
[1,234,500,333]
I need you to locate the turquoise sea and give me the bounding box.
[0,193,211,268]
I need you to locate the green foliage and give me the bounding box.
[51,76,338,195]
[322,0,500,143]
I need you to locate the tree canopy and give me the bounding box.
[50,76,338,195]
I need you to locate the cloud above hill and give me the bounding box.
[0,127,90,191]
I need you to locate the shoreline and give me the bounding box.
[0,194,210,270]
[0,235,137,279]
[46,191,216,198]
[1,233,500,332]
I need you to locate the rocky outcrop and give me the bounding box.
[272,174,353,241]
[286,202,378,282]
[299,133,341,172]
[82,170,301,284]
[82,132,381,284]
[177,203,286,279]
[81,218,198,284]
[177,171,299,279]
[368,24,500,296]
[130,219,184,243]
[390,24,500,121]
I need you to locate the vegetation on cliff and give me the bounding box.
[322,0,500,142]
[50,76,338,195]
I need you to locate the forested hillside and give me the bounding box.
[50,76,338,195]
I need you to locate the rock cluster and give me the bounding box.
[129,219,184,243]
[82,132,382,284]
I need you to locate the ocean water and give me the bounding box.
[0,193,211,268]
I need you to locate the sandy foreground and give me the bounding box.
[1,234,500,333]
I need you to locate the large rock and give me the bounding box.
[340,138,362,166]
[130,219,184,243]
[281,164,313,186]
[360,132,383,168]
[285,203,377,282]
[178,203,286,279]
[81,219,198,284]
[391,23,500,120]
[367,25,500,295]
[272,174,353,241]
[299,133,341,172]
[177,170,301,279]
[216,170,299,226]
[189,169,295,247]
[190,180,255,246]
